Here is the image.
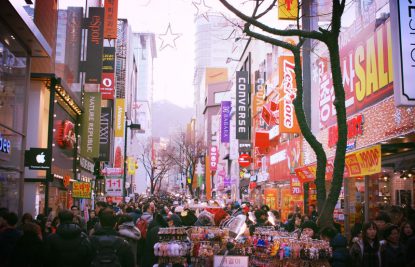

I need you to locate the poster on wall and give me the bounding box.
[317,4,393,128]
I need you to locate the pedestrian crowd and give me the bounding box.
[0,196,414,267]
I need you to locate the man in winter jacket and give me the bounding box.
[91,208,135,267]
[44,209,93,267]
[0,212,22,266]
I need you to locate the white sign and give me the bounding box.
[391,0,415,106]
[270,150,287,165]
[105,178,123,196]
[269,125,280,140]
[213,256,249,267]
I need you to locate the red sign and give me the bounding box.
[54,120,76,150]
[279,56,300,133]
[318,18,393,128]
[268,137,302,181]
[238,153,251,168]
[63,175,71,188]
[100,73,115,99]
[290,176,302,195]
[104,0,119,39]
[328,114,364,147]
[210,146,219,171]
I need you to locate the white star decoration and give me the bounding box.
[193,0,211,21]
[159,23,182,51]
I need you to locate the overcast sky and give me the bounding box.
[118,0,235,108]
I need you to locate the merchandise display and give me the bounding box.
[154,227,191,267]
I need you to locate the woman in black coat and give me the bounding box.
[142,213,167,267]
[10,222,45,267]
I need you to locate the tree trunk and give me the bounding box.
[291,45,328,213]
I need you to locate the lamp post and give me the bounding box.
[123,120,142,201]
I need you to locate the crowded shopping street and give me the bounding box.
[1,0,415,266]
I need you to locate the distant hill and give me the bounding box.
[152,100,195,138]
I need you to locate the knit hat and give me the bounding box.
[301,220,318,233]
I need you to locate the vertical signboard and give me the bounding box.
[84,7,104,84]
[114,98,125,137]
[81,93,101,158]
[210,146,219,171]
[99,107,112,161]
[278,0,299,20]
[236,71,249,140]
[221,101,231,143]
[104,0,119,39]
[279,56,300,133]
[390,0,415,106]
[100,47,116,99]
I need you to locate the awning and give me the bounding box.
[295,145,381,181]
[0,0,52,57]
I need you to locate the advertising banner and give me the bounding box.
[295,145,381,180]
[102,47,115,73]
[104,0,118,39]
[81,93,101,158]
[390,0,415,106]
[268,137,302,181]
[278,0,298,20]
[84,7,104,84]
[318,17,393,128]
[99,107,112,161]
[100,73,115,100]
[236,71,250,140]
[221,101,231,143]
[72,182,92,199]
[127,157,136,175]
[114,98,125,137]
[253,85,265,115]
[105,178,123,196]
[209,146,219,171]
[290,176,302,195]
[278,56,300,133]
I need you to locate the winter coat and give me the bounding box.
[118,221,141,263]
[350,239,381,267]
[10,232,44,267]
[330,234,351,267]
[44,223,93,267]
[143,225,160,267]
[91,226,135,267]
[0,228,22,267]
[140,212,153,225]
[405,236,415,267]
[381,242,406,267]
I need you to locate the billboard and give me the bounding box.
[318,17,393,128]
[236,71,250,140]
[81,92,101,158]
[220,101,231,143]
[84,7,104,84]
[99,107,112,161]
[104,0,119,39]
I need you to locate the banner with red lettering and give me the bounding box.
[278,56,300,133]
[318,14,393,129]
[290,176,302,195]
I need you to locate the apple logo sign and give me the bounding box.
[36,152,46,164]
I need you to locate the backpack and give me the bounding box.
[91,235,123,267]
[135,218,148,239]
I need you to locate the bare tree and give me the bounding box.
[137,140,174,195]
[220,0,347,229]
[168,131,206,198]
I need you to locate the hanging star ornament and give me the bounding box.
[193,0,212,21]
[159,23,182,51]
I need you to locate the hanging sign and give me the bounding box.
[72,182,92,199]
[238,154,251,168]
[81,92,101,158]
[105,178,122,196]
[210,146,219,171]
[236,71,250,140]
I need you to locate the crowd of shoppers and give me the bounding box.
[0,196,414,267]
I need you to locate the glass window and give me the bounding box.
[0,43,27,133]
[0,171,20,213]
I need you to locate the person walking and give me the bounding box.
[90,208,135,267]
[44,209,93,267]
[0,212,22,267]
[10,222,44,267]
[381,224,406,267]
[116,214,141,265]
[350,221,382,267]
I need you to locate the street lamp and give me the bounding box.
[123,121,143,201]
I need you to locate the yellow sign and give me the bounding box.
[345,145,381,177]
[72,182,92,199]
[114,98,125,137]
[278,0,299,20]
[127,157,137,175]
